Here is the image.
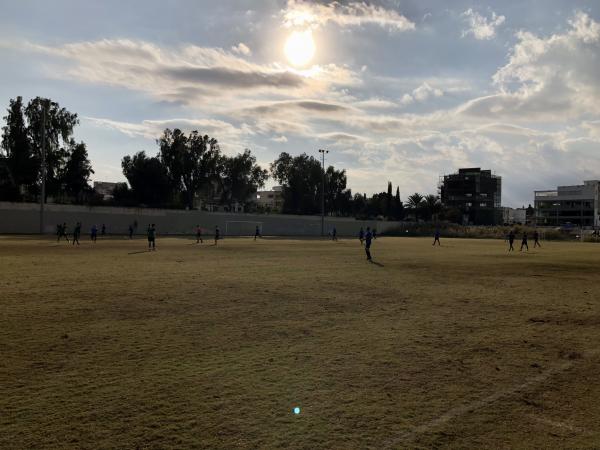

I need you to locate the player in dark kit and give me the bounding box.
[91,224,98,242]
[254,225,261,241]
[332,227,337,241]
[196,225,203,244]
[364,227,373,261]
[432,228,441,246]
[72,222,81,246]
[101,224,106,236]
[214,226,220,245]
[533,230,541,248]
[147,224,156,251]
[520,232,528,252]
[58,222,69,243]
[128,224,134,239]
[508,229,515,252]
[359,227,365,245]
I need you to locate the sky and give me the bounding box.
[2,0,600,207]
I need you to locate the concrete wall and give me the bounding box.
[0,202,401,236]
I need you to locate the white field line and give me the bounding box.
[525,414,587,434]
[383,350,598,448]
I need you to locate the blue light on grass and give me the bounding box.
[293,407,301,415]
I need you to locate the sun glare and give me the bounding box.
[284,30,316,67]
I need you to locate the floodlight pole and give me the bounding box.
[318,149,328,236]
[40,100,48,235]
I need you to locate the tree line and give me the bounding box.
[1,96,449,220]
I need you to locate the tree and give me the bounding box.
[407,193,424,221]
[121,151,172,206]
[394,186,404,220]
[62,140,94,201]
[271,152,322,215]
[157,128,221,209]
[0,96,36,199]
[325,166,350,216]
[352,192,367,217]
[423,194,442,222]
[386,181,393,217]
[220,149,268,209]
[24,97,78,200]
[271,152,350,216]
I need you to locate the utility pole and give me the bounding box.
[318,149,328,236]
[40,100,48,235]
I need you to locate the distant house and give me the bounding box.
[93,181,118,201]
[439,168,502,225]
[256,186,283,212]
[534,180,600,227]
[501,207,527,225]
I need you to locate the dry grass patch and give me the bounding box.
[1,236,599,448]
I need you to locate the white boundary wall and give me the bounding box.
[0,202,401,236]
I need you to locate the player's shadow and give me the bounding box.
[370,261,385,267]
[128,250,150,255]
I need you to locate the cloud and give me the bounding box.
[241,99,352,116]
[11,38,364,108]
[282,0,415,32]
[231,42,251,55]
[458,12,600,121]
[461,8,505,40]
[318,132,364,142]
[400,82,444,105]
[16,39,339,104]
[271,135,288,143]
[84,117,254,154]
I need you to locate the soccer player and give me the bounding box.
[72,222,81,246]
[520,231,529,252]
[432,227,441,246]
[359,227,365,245]
[214,226,220,245]
[91,224,98,243]
[147,224,156,251]
[372,228,377,239]
[508,229,515,252]
[254,225,261,241]
[196,225,203,244]
[59,222,69,243]
[101,224,106,237]
[128,224,134,239]
[533,229,541,248]
[56,224,62,242]
[332,227,337,241]
[364,227,373,261]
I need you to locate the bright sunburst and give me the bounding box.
[284,30,315,67]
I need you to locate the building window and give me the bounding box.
[466,202,472,207]
[466,193,472,197]
[480,202,487,207]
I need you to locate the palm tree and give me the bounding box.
[423,194,442,222]
[407,192,424,221]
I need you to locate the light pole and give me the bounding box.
[40,100,48,235]
[318,149,328,236]
[552,202,560,226]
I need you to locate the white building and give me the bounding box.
[501,207,527,225]
[93,181,119,200]
[256,186,283,211]
[535,180,600,227]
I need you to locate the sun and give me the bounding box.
[284,29,316,67]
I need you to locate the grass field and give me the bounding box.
[1,235,600,449]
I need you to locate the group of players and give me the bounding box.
[54,219,543,261]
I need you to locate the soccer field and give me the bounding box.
[1,236,599,448]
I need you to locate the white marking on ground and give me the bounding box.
[383,349,598,448]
